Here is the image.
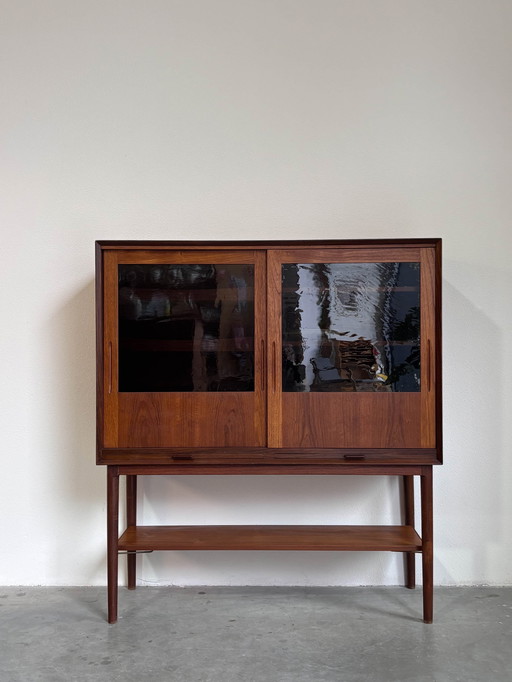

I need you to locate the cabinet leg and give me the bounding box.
[421,466,433,624]
[403,475,415,589]
[126,475,137,590]
[107,466,119,624]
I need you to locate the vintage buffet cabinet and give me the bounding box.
[96,239,442,623]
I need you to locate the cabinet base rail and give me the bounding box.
[106,467,434,625]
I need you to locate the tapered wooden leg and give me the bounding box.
[421,466,433,624]
[126,475,137,590]
[403,475,416,589]
[107,466,119,624]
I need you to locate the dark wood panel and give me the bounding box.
[403,475,416,589]
[101,446,438,458]
[118,392,264,447]
[97,239,441,250]
[116,464,427,476]
[114,249,258,265]
[254,251,268,443]
[420,248,436,447]
[102,251,119,447]
[274,247,421,263]
[434,240,443,463]
[267,250,282,446]
[118,524,422,552]
[98,447,440,466]
[95,243,105,457]
[421,466,434,623]
[107,467,119,623]
[282,393,421,448]
[126,475,137,590]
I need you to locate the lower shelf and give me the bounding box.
[118,525,422,552]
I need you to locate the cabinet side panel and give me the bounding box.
[282,392,421,448]
[420,248,436,448]
[435,240,443,461]
[95,243,104,456]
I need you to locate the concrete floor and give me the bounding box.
[0,586,510,682]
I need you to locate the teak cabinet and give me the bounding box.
[96,239,442,624]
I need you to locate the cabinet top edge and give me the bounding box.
[96,238,442,250]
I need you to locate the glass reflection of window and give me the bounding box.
[118,264,255,392]
[282,263,420,393]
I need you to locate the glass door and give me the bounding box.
[267,247,436,449]
[102,249,266,448]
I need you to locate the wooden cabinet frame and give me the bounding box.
[96,239,442,624]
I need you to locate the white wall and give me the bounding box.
[1,0,511,587]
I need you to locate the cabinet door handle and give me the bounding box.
[108,341,113,394]
[261,339,265,391]
[272,341,277,392]
[427,339,432,392]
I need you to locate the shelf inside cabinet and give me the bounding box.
[118,525,422,552]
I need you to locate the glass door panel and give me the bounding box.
[282,262,420,393]
[118,263,255,392]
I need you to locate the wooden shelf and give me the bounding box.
[118,525,422,552]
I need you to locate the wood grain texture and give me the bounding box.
[98,448,440,467]
[114,249,258,265]
[434,240,443,463]
[102,251,119,447]
[118,524,422,552]
[254,251,267,443]
[97,240,441,624]
[126,475,137,589]
[96,240,442,463]
[273,247,421,263]
[118,392,264,447]
[282,393,421,448]
[403,475,416,589]
[420,248,436,447]
[267,250,283,446]
[421,466,434,623]
[107,467,119,624]
[116,464,426,476]
[95,243,105,459]
[97,239,441,251]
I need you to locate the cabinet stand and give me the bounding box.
[106,464,433,624]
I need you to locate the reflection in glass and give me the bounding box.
[119,264,254,392]
[282,263,420,392]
